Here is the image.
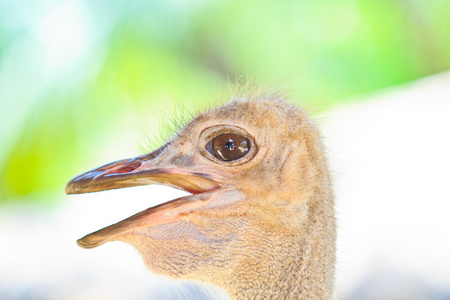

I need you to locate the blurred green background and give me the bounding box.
[1,0,449,204]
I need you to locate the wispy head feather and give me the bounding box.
[139,100,197,153]
[139,79,291,153]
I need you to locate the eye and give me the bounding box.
[206,133,250,161]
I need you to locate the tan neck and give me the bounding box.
[220,199,336,299]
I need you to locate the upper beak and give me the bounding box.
[65,147,220,195]
[65,146,228,249]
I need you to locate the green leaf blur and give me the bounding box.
[1,0,449,203]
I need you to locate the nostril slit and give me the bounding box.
[116,162,142,173]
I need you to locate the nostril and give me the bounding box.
[116,161,142,173]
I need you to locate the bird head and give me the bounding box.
[66,95,333,292]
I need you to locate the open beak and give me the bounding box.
[65,146,226,249]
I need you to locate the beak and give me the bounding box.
[65,146,219,195]
[65,146,228,249]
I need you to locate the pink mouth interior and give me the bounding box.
[115,162,142,174]
[184,188,203,195]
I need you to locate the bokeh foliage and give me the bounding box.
[1,0,449,203]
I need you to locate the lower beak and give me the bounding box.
[65,148,224,249]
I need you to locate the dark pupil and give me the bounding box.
[225,140,235,150]
[211,133,250,161]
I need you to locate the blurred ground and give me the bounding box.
[1,72,449,299]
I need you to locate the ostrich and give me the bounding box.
[66,89,336,299]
